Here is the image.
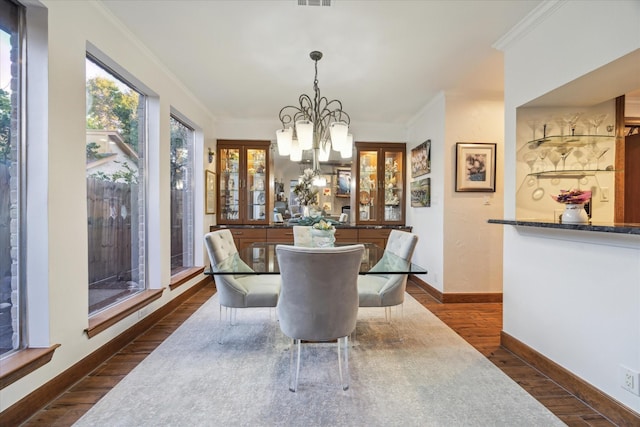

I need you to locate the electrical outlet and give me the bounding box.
[620,365,640,395]
[601,187,609,202]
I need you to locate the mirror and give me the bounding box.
[272,149,352,220]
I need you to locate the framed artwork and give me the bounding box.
[205,170,216,214]
[455,142,496,192]
[336,168,351,197]
[411,178,431,207]
[411,139,431,177]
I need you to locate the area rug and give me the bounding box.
[74,294,563,427]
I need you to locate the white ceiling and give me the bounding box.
[99,0,543,126]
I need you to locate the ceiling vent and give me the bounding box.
[298,0,331,6]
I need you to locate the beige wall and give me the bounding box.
[1,1,215,411]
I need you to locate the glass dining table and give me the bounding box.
[206,242,428,276]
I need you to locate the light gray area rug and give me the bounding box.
[74,294,563,427]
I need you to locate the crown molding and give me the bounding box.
[492,0,564,51]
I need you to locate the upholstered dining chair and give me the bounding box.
[204,230,281,343]
[357,230,418,320]
[276,244,364,392]
[292,225,312,247]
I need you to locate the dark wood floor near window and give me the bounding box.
[22,281,614,426]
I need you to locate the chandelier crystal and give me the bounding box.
[276,51,352,174]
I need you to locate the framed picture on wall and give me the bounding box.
[336,168,351,197]
[205,170,216,214]
[411,178,431,207]
[455,142,496,192]
[411,139,431,177]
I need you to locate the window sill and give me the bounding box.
[86,288,164,338]
[0,344,61,390]
[169,266,205,290]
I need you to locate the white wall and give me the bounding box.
[406,92,504,294]
[500,0,640,411]
[443,95,504,294]
[1,1,215,411]
[406,93,446,292]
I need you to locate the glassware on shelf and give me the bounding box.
[526,118,541,140]
[537,148,551,171]
[555,145,574,170]
[589,114,608,135]
[593,146,610,170]
[567,112,582,137]
[547,150,561,171]
[523,152,538,186]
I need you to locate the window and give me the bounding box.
[86,56,147,315]
[169,115,195,274]
[0,0,23,358]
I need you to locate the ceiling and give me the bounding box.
[99,0,543,127]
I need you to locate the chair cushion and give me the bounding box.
[240,275,281,307]
[358,274,406,307]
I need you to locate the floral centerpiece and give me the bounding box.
[551,189,592,204]
[312,219,335,231]
[551,189,591,224]
[311,219,336,247]
[293,168,319,208]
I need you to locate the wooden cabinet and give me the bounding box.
[266,228,294,244]
[334,228,358,243]
[357,227,412,247]
[224,228,267,251]
[355,142,406,225]
[217,140,270,225]
[210,226,411,250]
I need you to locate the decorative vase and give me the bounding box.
[311,228,336,247]
[301,205,310,218]
[562,203,589,224]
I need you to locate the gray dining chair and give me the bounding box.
[357,230,418,320]
[276,244,364,392]
[204,230,280,343]
[292,225,312,247]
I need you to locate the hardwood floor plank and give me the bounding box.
[20,281,617,426]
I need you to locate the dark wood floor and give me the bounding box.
[22,280,614,426]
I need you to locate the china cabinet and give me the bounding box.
[217,140,270,225]
[355,142,406,225]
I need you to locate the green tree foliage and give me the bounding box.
[0,89,11,164]
[86,77,140,151]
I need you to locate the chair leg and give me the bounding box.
[289,338,301,392]
[385,306,392,322]
[338,336,350,390]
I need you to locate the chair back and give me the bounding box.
[204,229,251,307]
[276,244,364,341]
[386,229,418,261]
[292,225,312,247]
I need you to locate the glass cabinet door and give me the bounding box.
[383,150,403,222]
[246,148,267,222]
[358,150,378,222]
[219,148,241,223]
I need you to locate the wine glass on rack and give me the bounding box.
[555,145,574,170]
[537,147,551,171]
[593,146,610,170]
[589,114,608,135]
[548,150,561,172]
[526,118,541,141]
[566,112,582,139]
[523,152,538,186]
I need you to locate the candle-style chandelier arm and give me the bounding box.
[276,50,352,167]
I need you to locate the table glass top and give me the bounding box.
[208,243,427,275]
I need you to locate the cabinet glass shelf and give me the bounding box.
[525,134,612,149]
[527,169,618,179]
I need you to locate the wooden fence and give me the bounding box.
[87,179,186,286]
[87,178,134,286]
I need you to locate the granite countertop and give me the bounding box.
[488,219,640,235]
[213,223,411,230]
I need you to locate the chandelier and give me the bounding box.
[275,51,353,176]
